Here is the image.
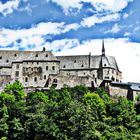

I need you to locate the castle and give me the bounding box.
[0,40,122,89]
[1,40,140,100]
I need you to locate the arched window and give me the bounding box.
[34,77,37,82]
[81,64,84,67]
[46,54,48,57]
[74,60,76,63]
[35,54,38,57]
[25,77,28,82]
[63,65,66,68]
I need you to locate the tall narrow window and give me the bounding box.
[15,71,19,77]
[25,77,28,82]
[52,66,55,70]
[44,75,46,80]
[16,64,19,69]
[46,66,48,70]
[34,77,37,82]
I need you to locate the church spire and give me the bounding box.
[102,40,105,56]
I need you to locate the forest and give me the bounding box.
[0,80,140,140]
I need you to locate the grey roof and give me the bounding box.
[128,82,140,91]
[57,54,120,71]
[0,50,57,66]
[111,82,140,91]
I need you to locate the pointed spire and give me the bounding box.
[102,40,105,56]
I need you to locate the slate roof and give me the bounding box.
[0,50,58,67]
[57,55,120,71]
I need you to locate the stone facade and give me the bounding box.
[0,42,122,90]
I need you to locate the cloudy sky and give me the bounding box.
[0,0,140,82]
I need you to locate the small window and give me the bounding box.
[44,75,46,80]
[74,60,76,63]
[14,54,17,57]
[81,64,84,67]
[112,70,114,74]
[52,66,55,70]
[104,64,106,66]
[37,62,39,65]
[15,71,19,77]
[46,54,48,57]
[46,66,48,70]
[53,79,57,83]
[16,64,19,69]
[35,54,38,57]
[25,77,28,82]
[34,77,37,82]
[31,68,33,71]
[0,56,2,59]
[63,65,66,68]
[6,60,9,63]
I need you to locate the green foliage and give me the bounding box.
[0,82,140,139]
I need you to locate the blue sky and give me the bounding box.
[0,0,140,82]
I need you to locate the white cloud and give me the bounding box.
[33,39,80,52]
[63,23,80,33]
[109,23,121,33]
[81,13,120,27]
[134,26,140,31]
[123,13,129,19]
[51,0,82,15]
[0,21,79,49]
[55,38,140,83]
[124,32,131,36]
[49,0,133,15]
[0,0,20,16]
